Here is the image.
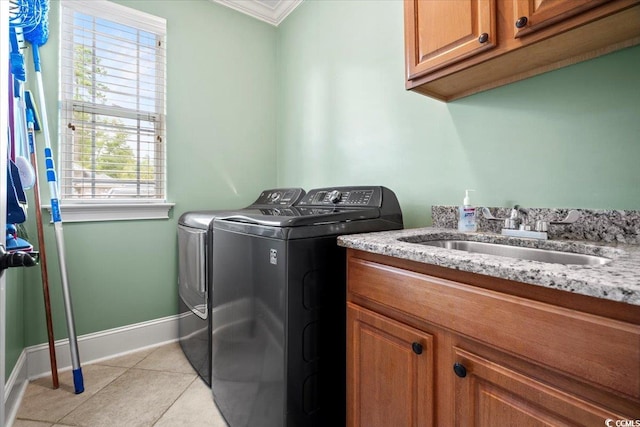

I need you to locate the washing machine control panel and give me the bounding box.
[298,187,382,207]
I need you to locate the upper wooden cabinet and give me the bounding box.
[513,0,611,37]
[405,0,496,77]
[404,0,640,101]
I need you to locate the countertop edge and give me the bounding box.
[337,227,640,307]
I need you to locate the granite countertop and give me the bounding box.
[337,227,640,307]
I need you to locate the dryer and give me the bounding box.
[177,188,305,385]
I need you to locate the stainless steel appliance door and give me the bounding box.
[178,224,207,319]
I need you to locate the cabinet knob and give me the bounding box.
[453,362,467,378]
[478,33,489,44]
[515,16,528,28]
[412,342,423,355]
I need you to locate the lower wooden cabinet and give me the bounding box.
[347,304,434,427]
[453,347,628,426]
[346,249,640,426]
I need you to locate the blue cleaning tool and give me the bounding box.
[9,27,26,83]
[24,91,40,131]
[6,224,33,252]
[23,0,48,73]
[9,26,37,189]
[9,0,45,33]
[24,0,84,394]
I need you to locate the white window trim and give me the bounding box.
[42,202,175,223]
[58,0,169,222]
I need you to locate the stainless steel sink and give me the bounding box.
[419,240,611,265]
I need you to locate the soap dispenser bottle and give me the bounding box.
[458,189,477,232]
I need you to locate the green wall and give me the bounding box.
[277,0,640,228]
[9,0,640,377]
[19,0,279,353]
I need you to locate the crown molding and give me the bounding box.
[212,0,303,26]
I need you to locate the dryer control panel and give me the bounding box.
[252,188,305,206]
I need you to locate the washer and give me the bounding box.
[211,186,403,427]
[177,188,305,386]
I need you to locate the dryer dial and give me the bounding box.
[268,192,282,203]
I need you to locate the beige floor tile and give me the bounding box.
[11,420,54,427]
[153,378,227,427]
[94,346,156,369]
[58,368,195,427]
[14,343,225,427]
[135,342,196,375]
[16,364,126,423]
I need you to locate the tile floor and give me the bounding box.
[13,342,228,427]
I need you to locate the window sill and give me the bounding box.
[42,202,175,223]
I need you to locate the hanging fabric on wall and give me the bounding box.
[7,159,27,224]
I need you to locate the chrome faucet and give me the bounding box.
[481,206,580,240]
[481,205,527,230]
[505,205,528,230]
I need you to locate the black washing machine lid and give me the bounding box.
[216,206,381,227]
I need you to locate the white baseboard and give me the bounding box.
[4,350,28,427]
[5,314,180,426]
[26,314,180,379]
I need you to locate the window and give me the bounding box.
[59,0,171,221]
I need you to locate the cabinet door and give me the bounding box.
[452,347,630,426]
[404,0,496,79]
[513,0,610,37]
[347,303,434,427]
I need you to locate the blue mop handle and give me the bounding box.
[32,43,42,73]
[44,147,62,223]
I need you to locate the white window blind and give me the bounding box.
[59,0,166,204]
